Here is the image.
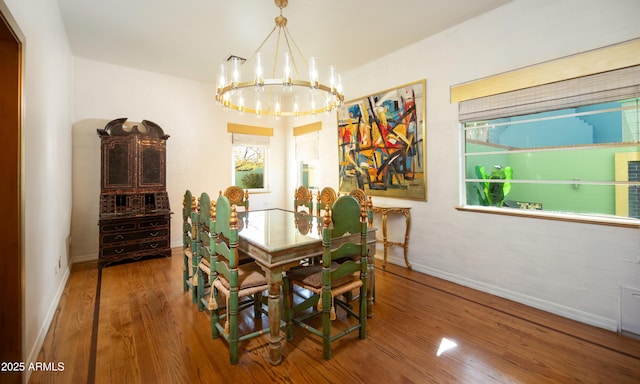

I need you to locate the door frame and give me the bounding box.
[0,2,24,383]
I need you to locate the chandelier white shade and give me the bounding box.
[215,0,344,117]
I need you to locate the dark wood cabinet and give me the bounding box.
[97,118,171,268]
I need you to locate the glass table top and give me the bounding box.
[237,209,321,253]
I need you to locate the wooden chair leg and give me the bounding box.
[197,268,205,312]
[211,287,220,339]
[359,284,367,339]
[229,291,239,364]
[322,290,332,360]
[183,256,189,292]
[191,256,199,304]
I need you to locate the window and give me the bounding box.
[464,99,640,217]
[231,133,269,191]
[299,160,320,190]
[458,62,640,226]
[294,124,321,191]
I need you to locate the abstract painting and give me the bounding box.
[337,80,426,200]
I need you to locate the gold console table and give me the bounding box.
[372,204,412,270]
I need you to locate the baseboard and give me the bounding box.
[391,257,618,332]
[71,253,98,263]
[24,265,71,383]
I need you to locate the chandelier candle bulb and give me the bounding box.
[330,65,337,90]
[274,95,281,119]
[256,99,262,116]
[231,57,241,86]
[254,52,264,86]
[283,52,292,86]
[217,64,226,91]
[238,93,245,115]
[309,57,318,88]
[222,92,231,110]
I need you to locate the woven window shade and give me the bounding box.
[459,65,640,122]
[232,133,270,146]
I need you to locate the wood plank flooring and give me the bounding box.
[29,248,640,383]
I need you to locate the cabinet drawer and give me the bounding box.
[138,218,169,229]
[102,243,140,257]
[102,228,168,244]
[102,239,169,257]
[101,222,136,232]
[138,239,169,252]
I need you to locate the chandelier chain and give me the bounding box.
[283,25,307,77]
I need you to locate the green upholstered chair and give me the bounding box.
[182,190,199,303]
[294,185,314,214]
[198,193,269,364]
[284,195,368,360]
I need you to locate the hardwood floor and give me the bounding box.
[29,248,640,383]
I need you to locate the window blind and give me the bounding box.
[295,131,319,162]
[459,65,640,122]
[232,133,270,146]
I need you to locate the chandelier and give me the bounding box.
[215,0,344,118]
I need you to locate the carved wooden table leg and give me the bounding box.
[255,263,287,366]
[257,260,298,365]
[267,279,283,365]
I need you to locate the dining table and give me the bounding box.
[236,208,377,365]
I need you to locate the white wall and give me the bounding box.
[71,58,289,261]
[4,0,73,376]
[325,0,640,330]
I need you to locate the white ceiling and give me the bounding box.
[56,0,511,83]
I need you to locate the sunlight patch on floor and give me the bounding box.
[437,337,458,356]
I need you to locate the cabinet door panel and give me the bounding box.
[102,139,134,190]
[138,140,165,189]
